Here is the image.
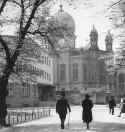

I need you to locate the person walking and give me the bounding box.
[82,94,93,129]
[118,98,125,117]
[108,96,116,115]
[56,91,71,129]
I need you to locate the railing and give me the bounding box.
[6,107,51,125]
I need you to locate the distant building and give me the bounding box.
[0,35,54,107]
[99,31,125,102]
[113,52,125,101]
[52,5,114,104]
[98,31,115,102]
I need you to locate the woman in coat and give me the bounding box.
[118,98,125,117]
[82,94,93,129]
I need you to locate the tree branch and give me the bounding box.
[25,1,34,9]
[19,0,25,31]
[108,0,124,10]
[23,0,40,35]
[0,0,8,15]
[11,0,47,66]
[9,0,21,7]
[27,30,47,36]
[27,29,59,56]
[38,0,46,6]
[0,35,11,63]
[24,0,47,36]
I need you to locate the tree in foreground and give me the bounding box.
[0,0,75,126]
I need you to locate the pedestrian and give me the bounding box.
[108,96,116,115]
[56,91,71,129]
[118,98,125,117]
[82,94,93,129]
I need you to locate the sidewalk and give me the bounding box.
[0,105,125,132]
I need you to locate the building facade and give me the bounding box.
[0,35,54,107]
[52,6,114,104]
[112,53,125,102]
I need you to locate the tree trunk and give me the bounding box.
[0,38,23,126]
[0,95,7,126]
[0,63,14,126]
[0,78,9,126]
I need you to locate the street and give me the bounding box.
[1,105,125,132]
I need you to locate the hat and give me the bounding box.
[61,91,65,97]
[85,94,90,98]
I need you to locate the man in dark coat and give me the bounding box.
[56,92,71,129]
[108,96,116,115]
[82,94,93,129]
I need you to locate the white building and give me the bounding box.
[0,35,54,107]
[52,6,113,104]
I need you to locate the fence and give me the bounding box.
[6,107,51,125]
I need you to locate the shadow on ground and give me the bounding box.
[12,121,125,132]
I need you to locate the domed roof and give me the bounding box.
[53,5,75,32]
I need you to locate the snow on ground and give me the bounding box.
[1,105,125,132]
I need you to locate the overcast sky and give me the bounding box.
[0,0,123,51]
[51,0,124,50]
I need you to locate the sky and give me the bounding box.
[0,0,123,51]
[51,0,123,50]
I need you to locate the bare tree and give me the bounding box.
[0,0,75,126]
[0,0,49,126]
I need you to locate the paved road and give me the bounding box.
[1,105,125,132]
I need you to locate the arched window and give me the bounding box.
[22,80,30,97]
[60,64,66,81]
[8,83,14,96]
[119,73,125,90]
[72,63,78,81]
[45,56,46,64]
[83,64,87,81]
[33,84,37,97]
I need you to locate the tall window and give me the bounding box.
[89,71,91,81]
[60,64,66,81]
[41,56,44,64]
[22,81,30,97]
[119,74,125,90]
[33,84,37,97]
[41,70,44,79]
[47,57,48,65]
[16,61,23,72]
[83,64,87,81]
[8,83,14,96]
[57,64,59,81]
[26,81,30,97]
[48,60,51,66]
[92,72,94,81]
[45,56,46,64]
[72,63,78,81]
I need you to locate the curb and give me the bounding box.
[0,127,14,132]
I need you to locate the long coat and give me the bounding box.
[108,99,116,108]
[121,103,125,113]
[82,98,93,123]
[56,97,71,119]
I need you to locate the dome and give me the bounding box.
[53,5,75,33]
